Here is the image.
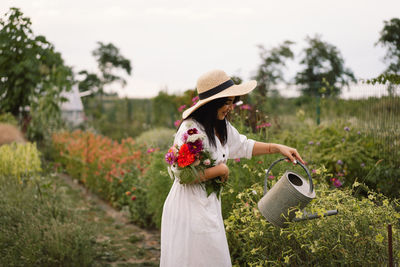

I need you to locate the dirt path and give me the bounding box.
[57,173,160,267]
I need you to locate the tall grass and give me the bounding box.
[0,174,98,266]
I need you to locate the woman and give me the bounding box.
[160,70,304,267]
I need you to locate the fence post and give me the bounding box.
[316,94,321,125]
[388,224,393,267]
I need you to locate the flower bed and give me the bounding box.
[52,130,156,216]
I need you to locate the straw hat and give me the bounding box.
[182,69,257,119]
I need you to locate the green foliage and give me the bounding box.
[152,91,181,127]
[0,174,98,266]
[0,142,42,181]
[0,112,18,125]
[225,182,400,266]
[143,152,174,229]
[377,18,400,74]
[295,35,356,96]
[116,167,155,228]
[135,127,176,151]
[0,7,73,117]
[364,73,400,85]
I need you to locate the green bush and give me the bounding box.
[224,181,400,266]
[274,120,398,198]
[143,152,173,229]
[122,169,155,228]
[0,112,18,125]
[135,127,176,151]
[0,142,42,181]
[123,152,173,229]
[0,174,98,266]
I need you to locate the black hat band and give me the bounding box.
[198,79,234,100]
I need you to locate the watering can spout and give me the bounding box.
[292,209,339,222]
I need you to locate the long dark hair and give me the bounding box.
[186,96,240,148]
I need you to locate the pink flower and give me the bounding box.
[234,158,240,162]
[203,159,211,166]
[240,104,252,110]
[165,151,176,165]
[178,105,187,112]
[268,175,275,180]
[331,178,343,188]
[192,96,199,103]
[256,122,271,129]
[182,133,189,142]
[174,120,181,128]
[147,148,156,153]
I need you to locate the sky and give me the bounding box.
[1,0,399,98]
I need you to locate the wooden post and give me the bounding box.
[388,224,393,267]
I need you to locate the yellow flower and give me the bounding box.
[295,210,303,219]
[249,231,255,238]
[284,256,290,263]
[375,233,384,243]
[382,199,389,207]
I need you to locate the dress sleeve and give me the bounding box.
[226,122,255,159]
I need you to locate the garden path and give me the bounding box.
[57,173,160,266]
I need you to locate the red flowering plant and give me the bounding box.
[165,127,225,197]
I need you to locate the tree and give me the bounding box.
[377,18,400,74]
[295,35,355,97]
[78,42,132,121]
[0,7,73,117]
[78,42,132,96]
[253,40,295,97]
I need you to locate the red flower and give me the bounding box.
[177,143,195,167]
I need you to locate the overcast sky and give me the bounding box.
[1,0,399,98]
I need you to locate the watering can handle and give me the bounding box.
[264,157,314,195]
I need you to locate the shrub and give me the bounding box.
[143,152,174,229]
[0,142,41,181]
[224,182,400,266]
[135,127,176,151]
[0,112,18,125]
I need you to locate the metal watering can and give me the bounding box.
[258,158,338,228]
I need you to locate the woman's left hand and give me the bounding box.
[275,144,305,165]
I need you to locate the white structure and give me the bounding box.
[61,85,85,127]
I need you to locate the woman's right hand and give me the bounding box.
[218,163,229,182]
[200,162,229,182]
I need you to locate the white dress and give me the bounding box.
[160,119,255,267]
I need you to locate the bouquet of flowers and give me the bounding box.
[165,127,226,197]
